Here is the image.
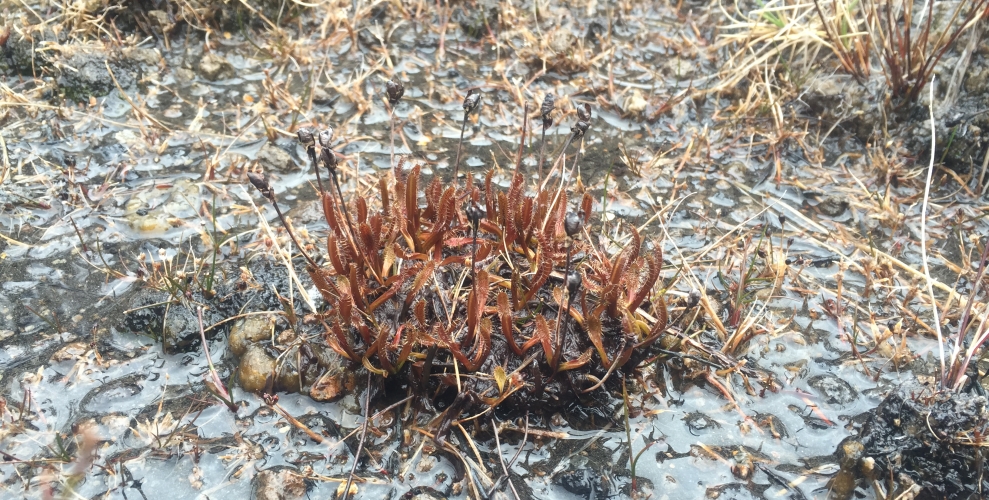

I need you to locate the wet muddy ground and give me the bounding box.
[3,0,989,498]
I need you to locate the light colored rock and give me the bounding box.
[257,143,295,172]
[198,52,234,81]
[239,345,275,392]
[229,315,274,358]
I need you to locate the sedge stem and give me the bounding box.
[308,146,325,194]
[552,240,573,373]
[537,124,548,185]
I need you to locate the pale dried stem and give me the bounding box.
[920,77,947,386]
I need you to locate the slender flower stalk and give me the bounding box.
[538,104,590,194]
[569,103,591,176]
[454,88,481,186]
[247,171,319,269]
[466,201,484,285]
[297,127,323,194]
[319,144,358,242]
[537,94,555,184]
[386,76,405,170]
[553,210,584,373]
[539,105,592,235]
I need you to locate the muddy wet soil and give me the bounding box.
[3,0,989,499]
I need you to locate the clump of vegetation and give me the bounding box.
[814,0,989,104]
[716,0,989,113]
[245,94,671,418]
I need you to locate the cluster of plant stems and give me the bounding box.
[245,80,673,422]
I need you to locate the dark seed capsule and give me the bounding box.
[564,211,583,237]
[465,201,485,229]
[320,148,337,171]
[297,127,315,145]
[572,120,589,139]
[778,214,786,226]
[463,88,481,115]
[386,76,405,106]
[577,102,591,122]
[318,128,334,148]
[566,270,582,297]
[541,94,556,127]
[247,172,273,200]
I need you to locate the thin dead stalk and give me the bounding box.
[196,307,237,412]
[919,77,946,385]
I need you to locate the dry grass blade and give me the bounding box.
[713,0,834,95]
[0,132,9,186]
[920,79,947,387]
[811,0,872,81]
[864,0,989,103]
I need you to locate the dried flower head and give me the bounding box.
[463,88,481,116]
[319,148,337,171]
[577,102,591,122]
[687,289,701,309]
[541,94,556,128]
[564,210,583,238]
[247,172,274,200]
[297,127,315,145]
[566,270,582,297]
[318,128,334,149]
[466,201,485,230]
[386,76,405,106]
[572,120,589,139]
